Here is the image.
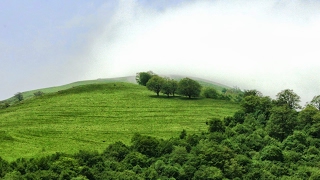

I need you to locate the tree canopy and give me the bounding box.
[177,78,202,98]
[202,87,219,99]
[243,89,262,97]
[146,75,165,96]
[311,95,320,110]
[161,77,178,97]
[14,92,23,102]
[136,71,154,86]
[276,89,301,109]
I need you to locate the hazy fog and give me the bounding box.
[1,0,320,105]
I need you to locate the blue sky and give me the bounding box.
[1,0,320,105]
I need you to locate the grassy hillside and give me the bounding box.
[4,76,136,104]
[3,75,230,105]
[0,82,239,161]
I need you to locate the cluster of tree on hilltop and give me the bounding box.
[136,71,200,98]
[2,88,320,179]
[136,71,236,100]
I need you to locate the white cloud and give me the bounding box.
[86,0,320,104]
[1,0,320,105]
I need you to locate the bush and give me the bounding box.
[34,91,44,97]
[14,92,23,102]
[202,87,218,99]
[0,102,10,109]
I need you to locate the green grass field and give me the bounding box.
[4,76,136,104]
[0,82,239,161]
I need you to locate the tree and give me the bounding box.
[136,71,154,86]
[169,79,178,96]
[146,76,165,96]
[103,141,130,161]
[193,166,224,180]
[161,77,178,97]
[297,105,319,130]
[207,118,225,133]
[241,95,261,114]
[221,88,227,94]
[14,92,23,102]
[266,106,298,141]
[276,89,301,109]
[260,145,284,161]
[177,78,202,99]
[34,91,44,97]
[243,89,262,97]
[0,102,10,109]
[202,87,218,99]
[311,95,320,110]
[131,133,159,157]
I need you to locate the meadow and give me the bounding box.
[0,82,239,161]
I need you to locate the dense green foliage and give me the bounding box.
[276,89,301,109]
[136,71,154,86]
[14,92,23,102]
[1,94,320,179]
[143,74,203,99]
[311,95,320,110]
[202,87,219,99]
[161,77,178,97]
[33,91,44,97]
[177,78,202,99]
[146,75,165,96]
[0,82,239,161]
[2,77,320,179]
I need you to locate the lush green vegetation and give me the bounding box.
[1,88,320,179]
[1,75,232,106]
[137,72,237,100]
[2,77,136,105]
[0,82,239,161]
[2,75,319,179]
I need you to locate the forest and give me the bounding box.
[1,85,320,179]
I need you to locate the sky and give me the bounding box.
[1,0,320,105]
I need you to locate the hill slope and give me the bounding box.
[4,76,136,104]
[3,75,230,104]
[0,82,239,161]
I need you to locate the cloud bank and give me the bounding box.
[89,0,320,104]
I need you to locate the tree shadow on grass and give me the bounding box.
[148,95,181,99]
[179,97,204,101]
[148,95,203,100]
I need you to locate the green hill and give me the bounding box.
[2,75,231,104]
[3,76,136,104]
[0,82,239,161]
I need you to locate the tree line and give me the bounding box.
[136,71,201,98]
[136,71,231,100]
